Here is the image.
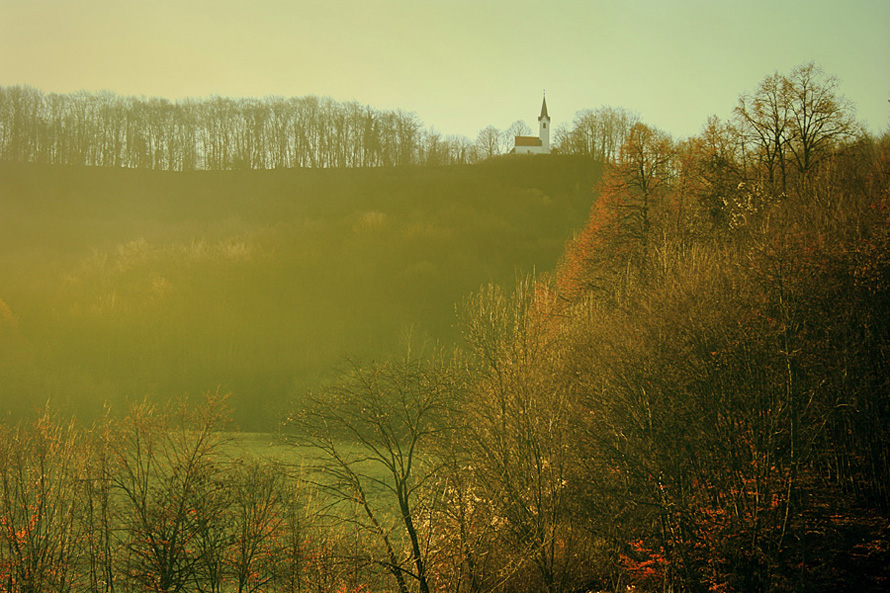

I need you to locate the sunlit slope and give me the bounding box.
[0,156,601,427]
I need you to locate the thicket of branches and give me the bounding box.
[0,393,330,593]
[514,62,889,592]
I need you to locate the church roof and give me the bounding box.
[514,136,542,147]
[539,96,549,120]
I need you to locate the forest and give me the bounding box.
[0,62,888,592]
[0,154,600,426]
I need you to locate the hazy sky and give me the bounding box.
[2,0,888,141]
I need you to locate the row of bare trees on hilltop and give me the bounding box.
[0,90,479,169]
[0,87,634,170]
[3,63,857,172]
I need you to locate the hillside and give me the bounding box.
[0,156,601,427]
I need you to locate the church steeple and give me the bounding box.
[538,94,550,153]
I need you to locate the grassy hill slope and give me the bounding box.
[0,156,601,427]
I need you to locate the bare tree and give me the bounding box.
[783,62,859,180]
[604,123,676,247]
[224,459,292,593]
[558,107,640,162]
[458,280,585,593]
[503,120,534,153]
[475,126,502,159]
[736,70,794,192]
[289,356,455,593]
[108,393,231,593]
[0,410,85,593]
[736,62,859,193]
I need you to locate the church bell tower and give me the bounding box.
[538,94,551,153]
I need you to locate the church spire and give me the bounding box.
[538,93,550,153]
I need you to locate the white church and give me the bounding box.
[511,96,551,155]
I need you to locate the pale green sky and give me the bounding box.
[2,0,888,140]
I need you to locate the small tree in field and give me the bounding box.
[108,392,230,593]
[224,459,291,593]
[289,356,455,593]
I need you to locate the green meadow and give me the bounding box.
[0,156,600,428]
